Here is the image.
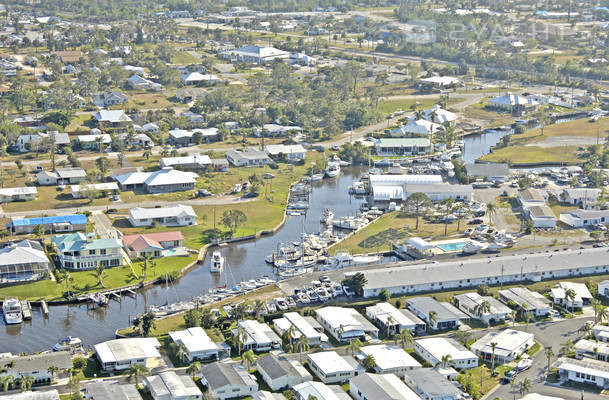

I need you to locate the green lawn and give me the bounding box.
[171,51,201,64]
[0,255,195,301]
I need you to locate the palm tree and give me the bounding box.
[477,301,491,318]
[395,329,414,350]
[560,339,574,356]
[233,326,246,356]
[519,377,532,396]
[428,311,438,332]
[386,315,395,336]
[363,354,376,371]
[544,346,555,374]
[127,364,148,386]
[2,376,14,392]
[19,375,34,392]
[176,342,188,363]
[186,361,201,379]
[564,288,577,313]
[347,338,363,356]
[478,364,489,388]
[241,350,255,371]
[47,365,58,382]
[489,341,498,373]
[253,299,265,320]
[93,264,107,288]
[297,335,310,363]
[486,202,497,226]
[440,354,452,368]
[598,306,609,324]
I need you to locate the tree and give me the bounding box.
[93,264,107,288]
[455,330,473,346]
[490,341,498,373]
[564,288,577,313]
[297,335,310,363]
[519,378,532,396]
[598,306,609,324]
[440,198,455,236]
[56,269,73,296]
[127,364,148,386]
[428,311,438,332]
[186,361,201,379]
[379,289,390,302]
[544,346,555,373]
[395,328,414,350]
[19,375,34,392]
[47,365,59,382]
[405,192,432,230]
[347,338,363,356]
[241,350,255,371]
[560,339,574,356]
[486,202,497,226]
[440,354,452,368]
[363,354,376,371]
[342,272,367,297]
[33,224,45,242]
[2,375,14,392]
[140,312,156,336]
[176,342,188,362]
[220,209,248,236]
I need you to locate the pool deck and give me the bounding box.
[429,238,469,255]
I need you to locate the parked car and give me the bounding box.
[469,218,484,225]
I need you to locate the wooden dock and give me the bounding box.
[20,300,32,320]
[40,300,49,316]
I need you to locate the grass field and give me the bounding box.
[0,255,196,301]
[329,211,466,255]
[377,97,463,115]
[127,92,173,109]
[461,102,517,128]
[171,51,201,65]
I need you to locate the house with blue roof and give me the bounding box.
[52,232,129,270]
[8,214,88,234]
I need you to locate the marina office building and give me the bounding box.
[352,247,609,298]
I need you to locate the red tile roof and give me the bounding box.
[122,231,184,251]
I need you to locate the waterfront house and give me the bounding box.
[498,287,552,317]
[128,204,196,227]
[168,327,220,362]
[407,297,461,331]
[357,345,421,377]
[0,351,72,385]
[234,319,281,352]
[226,148,271,167]
[0,239,50,283]
[488,93,539,115]
[272,311,325,346]
[453,292,512,324]
[403,368,465,400]
[555,357,609,388]
[471,329,535,364]
[36,168,87,185]
[114,168,198,193]
[255,354,312,391]
[390,119,442,137]
[145,371,202,400]
[365,302,426,335]
[122,231,184,258]
[349,373,421,400]
[0,187,37,203]
[560,209,609,228]
[9,214,88,234]
[94,338,161,371]
[414,338,478,369]
[85,381,143,400]
[160,154,211,171]
[307,351,363,384]
[52,232,128,270]
[374,138,432,156]
[315,306,379,342]
[199,362,258,400]
[264,144,307,161]
[420,105,457,126]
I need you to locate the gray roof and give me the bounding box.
[519,189,545,202]
[567,209,609,219]
[0,352,72,373]
[252,391,286,400]
[1,391,60,400]
[403,368,463,398]
[145,371,201,399]
[528,205,555,218]
[407,297,462,320]
[256,354,300,380]
[85,382,142,400]
[498,287,551,310]
[201,362,257,390]
[465,163,509,177]
[350,373,419,400]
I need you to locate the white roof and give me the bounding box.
[352,373,421,400]
[70,182,118,194]
[293,381,347,400]
[489,93,539,107]
[94,338,161,364]
[115,171,151,186]
[130,204,196,220]
[77,134,112,143]
[238,319,279,346]
[422,105,457,123]
[416,337,476,361]
[575,338,609,356]
[315,306,378,335]
[169,327,219,354]
[471,329,534,358]
[558,281,593,300]
[372,185,403,201]
[231,45,290,59]
[360,345,421,370]
[1,391,60,400]
[405,237,434,250]
[264,144,307,155]
[274,311,322,341]
[519,394,565,400]
[145,168,198,186]
[169,128,193,139]
[0,240,49,267]
[308,351,356,374]
[556,357,609,379]
[420,76,460,85]
[161,154,211,167]
[369,174,443,186]
[182,72,220,83]
[366,302,420,327]
[145,371,202,399]
[396,119,442,136]
[94,110,132,123]
[0,187,37,196]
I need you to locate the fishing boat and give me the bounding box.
[231,183,242,194]
[210,251,224,272]
[462,241,485,255]
[325,162,340,178]
[311,174,324,182]
[333,216,366,230]
[349,181,367,195]
[324,252,381,269]
[2,298,22,325]
[487,241,509,252]
[320,209,334,224]
[53,336,83,352]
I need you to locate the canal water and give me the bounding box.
[1,136,501,353]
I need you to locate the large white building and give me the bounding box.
[168,327,220,362]
[129,204,197,227]
[93,338,161,371]
[560,209,609,228]
[470,329,535,364]
[357,345,421,377]
[315,306,379,342]
[221,45,290,64]
[556,357,609,389]
[414,338,478,369]
[307,351,363,384]
[114,168,198,193]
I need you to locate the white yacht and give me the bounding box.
[320,209,334,224]
[53,336,83,352]
[324,252,381,269]
[325,162,341,178]
[487,241,509,252]
[333,216,366,230]
[462,241,485,255]
[2,298,23,325]
[210,251,224,272]
[311,174,324,182]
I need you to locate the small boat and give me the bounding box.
[231,184,242,194]
[279,268,312,279]
[2,298,22,325]
[320,209,334,224]
[487,241,509,252]
[316,287,331,302]
[311,174,324,181]
[90,293,108,306]
[349,181,367,195]
[325,162,341,178]
[274,298,288,311]
[297,292,311,304]
[333,216,366,230]
[266,301,277,313]
[307,289,320,302]
[286,296,297,308]
[53,336,83,352]
[210,251,224,272]
[325,252,381,269]
[289,201,310,210]
[462,241,485,254]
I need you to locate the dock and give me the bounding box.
[20,300,32,320]
[40,300,49,316]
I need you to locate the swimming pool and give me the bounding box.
[164,249,177,256]
[437,242,467,252]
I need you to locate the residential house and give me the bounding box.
[453,292,512,324]
[128,204,196,227]
[92,91,128,107]
[36,168,87,185]
[52,232,128,270]
[560,209,609,228]
[174,88,207,103]
[142,123,159,133]
[160,154,211,171]
[0,187,37,203]
[488,93,539,115]
[144,371,202,400]
[182,72,221,86]
[76,133,112,151]
[118,132,154,148]
[8,214,88,234]
[122,231,184,259]
[93,110,132,128]
[357,345,421,377]
[421,105,457,126]
[599,281,609,298]
[85,382,143,400]
[315,306,379,342]
[16,131,70,153]
[168,129,194,145]
[253,124,302,138]
[168,327,220,362]
[226,148,271,167]
[465,163,510,183]
[517,189,547,209]
[114,168,197,193]
[403,368,465,400]
[390,119,442,137]
[407,297,461,331]
[418,76,460,90]
[555,357,609,388]
[126,74,162,91]
[550,281,593,309]
[211,159,229,172]
[70,182,118,199]
[255,354,312,391]
[374,138,432,156]
[272,311,325,346]
[0,352,72,385]
[221,45,290,64]
[94,338,161,371]
[471,329,535,364]
[292,381,351,400]
[365,302,426,335]
[349,373,422,400]
[498,287,552,317]
[251,391,285,400]
[199,362,258,400]
[4,391,61,400]
[575,339,609,362]
[53,50,84,63]
[561,188,601,208]
[0,239,50,283]
[414,338,478,369]
[524,205,557,229]
[234,320,281,353]
[181,111,205,124]
[306,351,363,384]
[264,144,307,161]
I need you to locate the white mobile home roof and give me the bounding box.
[94,338,161,364]
[359,345,421,370]
[0,187,37,196]
[366,302,420,328]
[416,337,475,362]
[471,329,534,358]
[169,327,219,354]
[308,351,357,375]
[129,204,196,220]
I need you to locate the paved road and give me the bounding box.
[90,211,119,239]
[1,195,255,218]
